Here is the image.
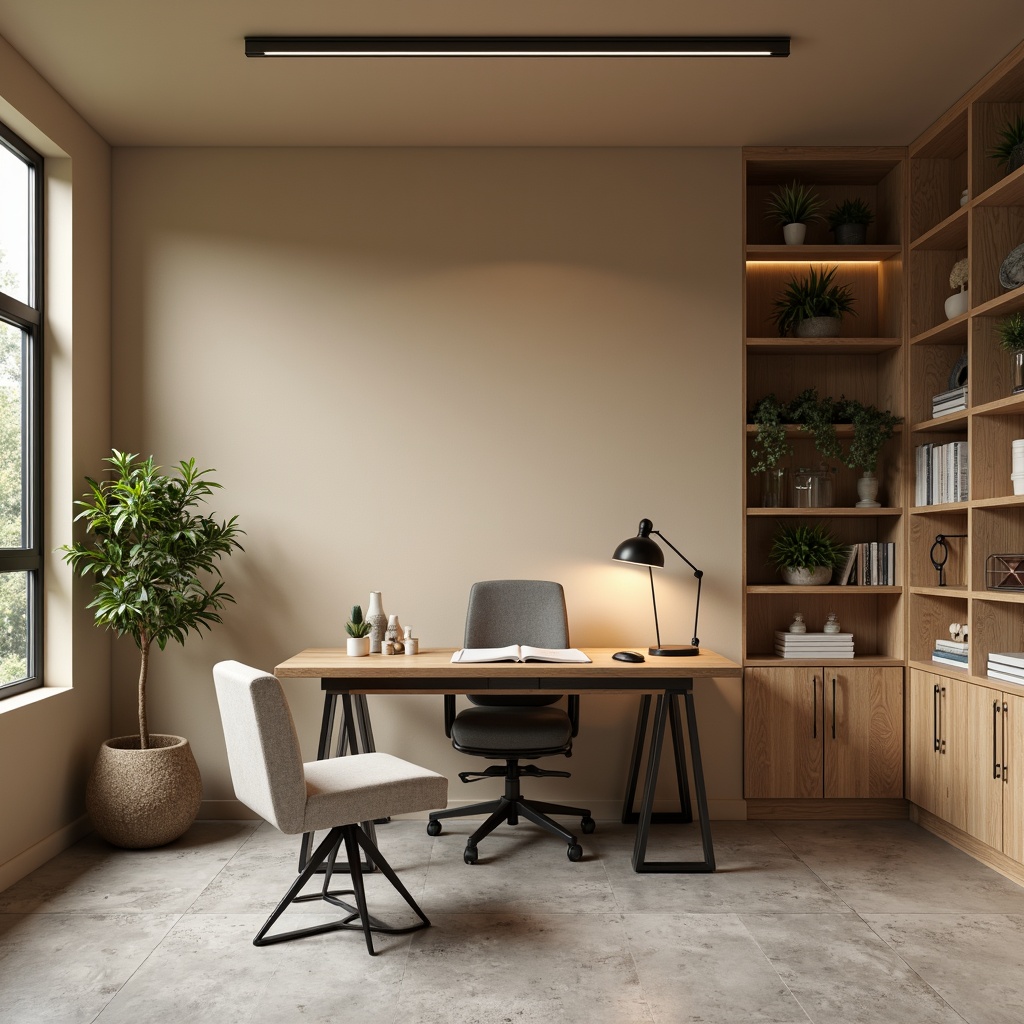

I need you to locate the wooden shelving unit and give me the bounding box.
[742,148,907,817]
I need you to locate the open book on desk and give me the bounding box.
[450,646,591,664]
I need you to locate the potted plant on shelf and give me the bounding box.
[60,450,244,849]
[768,522,847,586]
[749,394,793,507]
[996,311,1024,394]
[346,604,372,656]
[990,115,1024,177]
[771,264,856,338]
[826,198,874,245]
[840,399,902,508]
[945,258,969,320]
[765,180,823,246]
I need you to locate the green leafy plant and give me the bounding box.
[749,394,793,473]
[346,604,371,638]
[765,180,824,226]
[60,450,244,748]
[840,400,902,473]
[770,264,857,337]
[997,312,1024,352]
[788,387,843,462]
[826,198,874,230]
[990,115,1024,170]
[768,522,847,572]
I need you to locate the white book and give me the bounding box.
[777,649,854,659]
[932,653,969,669]
[450,645,591,664]
[987,668,1024,687]
[987,652,1024,671]
[935,639,969,653]
[774,631,854,642]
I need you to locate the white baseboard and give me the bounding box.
[0,815,91,893]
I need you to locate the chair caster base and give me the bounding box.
[581,816,596,834]
[426,819,442,837]
[567,843,583,862]
[464,844,478,864]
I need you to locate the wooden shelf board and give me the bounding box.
[746,585,902,595]
[972,589,1024,604]
[971,393,1024,417]
[745,337,901,355]
[745,655,904,667]
[910,206,968,251]
[745,244,901,263]
[746,506,902,517]
[975,163,1024,208]
[973,284,1024,319]
[910,318,968,347]
[908,658,971,678]
[909,585,968,598]
[911,412,968,432]
[745,424,903,438]
[972,494,1024,508]
[909,501,969,514]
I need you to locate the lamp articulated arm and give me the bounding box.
[650,528,703,648]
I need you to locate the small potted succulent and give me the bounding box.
[770,264,856,338]
[827,198,874,245]
[991,115,1024,177]
[346,604,372,656]
[945,258,968,320]
[765,180,823,245]
[768,522,847,586]
[996,311,1024,394]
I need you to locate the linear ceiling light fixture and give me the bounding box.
[244,36,790,59]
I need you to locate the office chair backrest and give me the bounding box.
[464,580,568,708]
[213,660,307,834]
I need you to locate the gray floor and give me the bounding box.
[2,817,1024,1024]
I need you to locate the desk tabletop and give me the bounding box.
[275,647,740,687]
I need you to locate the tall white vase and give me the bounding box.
[856,471,881,508]
[366,591,387,654]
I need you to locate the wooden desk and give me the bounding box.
[275,647,740,873]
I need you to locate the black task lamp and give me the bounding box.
[613,518,703,657]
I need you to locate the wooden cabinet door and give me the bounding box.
[744,667,822,798]
[824,667,903,798]
[938,675,969,833]
[908,669,966,826]
[962,683,1004,850]
[1003,692,1024,863]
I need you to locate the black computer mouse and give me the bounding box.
[613,650,645,663]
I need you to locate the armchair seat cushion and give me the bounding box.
[302,752,447,834]
[451,705,572,755]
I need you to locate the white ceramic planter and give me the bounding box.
[347,636,370,656]
[783,222,807,245]
[781,565,833,586]
[944,287,968,320]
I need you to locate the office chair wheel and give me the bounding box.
[426,819,442,837]
[464,844,478,865]
[581,816,596,834]
[567,843,583,862]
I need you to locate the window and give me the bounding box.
[0,121,42,698]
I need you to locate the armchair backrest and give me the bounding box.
[213,660,307,834]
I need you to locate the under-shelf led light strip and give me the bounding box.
[244,36,791,59]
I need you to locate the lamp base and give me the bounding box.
[648,644,700,657]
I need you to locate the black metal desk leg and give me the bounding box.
[631,684,715,873]
[622,693,692,825]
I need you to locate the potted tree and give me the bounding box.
[771,264,856,338]
[768,522,847,585]
[996,311,1024,394]
[827,198,874,245]
[765,180,823,245]
[840,400,902,507]
[991,115,1024,177]
[346,604,372,656]
[61,450,243,848]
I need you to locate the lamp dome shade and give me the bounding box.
[613,528,665,567]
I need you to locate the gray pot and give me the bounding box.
[1008,141,1024,175]
[781,565,833,586]
[87,734,202,849]
[834,223,867,245]
[795,316,841,338]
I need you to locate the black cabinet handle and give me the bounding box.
[831,676,837,739]
[933,683,940,752]
[940,686,946,754]
[812,675,817,740]
[994,701,1001,780]
[1004,702,1010,783]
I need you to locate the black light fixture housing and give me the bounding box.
[244,36,790,59]
[613,518,704,657]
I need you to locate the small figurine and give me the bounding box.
[788,611,807,634]
[385,614,404,654]
[823,611,840,634]
[403,625,419,655]
[949,622,968,643]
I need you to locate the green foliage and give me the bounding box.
[749,394,793,473]
[788,387,843,462]
[827,198,874,229]
[765,180,823,226]
[347,604,371,638]
[990,115,1024,168]
[770,265,856,337]
[769,522,847,572]
[840,400,901,473]
[60,450,244,746]
[997,312,1024,352]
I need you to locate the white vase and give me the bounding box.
[347,636,370,657]
[366,591,387,654]
[783,222,807,245]
[856,471,881,508]
[944,287,968,320]
[781,566,832,586]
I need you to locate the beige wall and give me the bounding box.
[0,33,112,887]
[110,146,744,820]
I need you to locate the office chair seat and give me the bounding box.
[451,705,573,753]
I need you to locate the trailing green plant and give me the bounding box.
[990,115,1024,170]
[765,180,823,226]
[788,387,843,462]
[768,522,847,572]
[826,197,874,230]
[749,394,793,473]
[996,311,1024,352]
[770,264,857,337]
[60,450,244,748]
[840,399,902,474]
[346,604,371,638]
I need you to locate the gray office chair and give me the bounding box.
[213,660,447,955]
[426,580,595,863]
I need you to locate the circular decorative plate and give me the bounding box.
[947,352,968,389]
[999,242,1024,290]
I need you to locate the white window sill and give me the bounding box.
[0,685,71,714]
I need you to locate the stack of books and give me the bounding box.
[932,637,969,669]
[774,630,854,659]
[987,652,1024,686]
[931,385,968,418]
[915,441,969,505]
[837,542,897,585]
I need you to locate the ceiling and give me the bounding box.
[2,1,1024,147]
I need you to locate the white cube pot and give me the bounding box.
[347,636,370,656]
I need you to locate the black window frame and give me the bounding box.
[0,119,43,699]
